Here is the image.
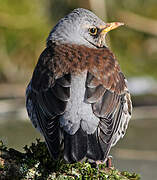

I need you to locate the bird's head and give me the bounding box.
[47,8,124,48]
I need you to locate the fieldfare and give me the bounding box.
[26,8,132,164]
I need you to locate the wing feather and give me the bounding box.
[26,46,71,159]
[85,55,132,160]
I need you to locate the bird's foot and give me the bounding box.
[95,160,106,169]
[87,155,113,169]
[106,155,113,168]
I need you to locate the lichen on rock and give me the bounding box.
[0,139,140,180]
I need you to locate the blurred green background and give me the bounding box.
[0,0,157,179]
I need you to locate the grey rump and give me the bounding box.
[26,8,132,163]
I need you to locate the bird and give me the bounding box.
[26,8,132,164]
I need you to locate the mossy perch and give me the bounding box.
[0,139,140,180]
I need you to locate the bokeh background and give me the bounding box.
[0,0,157,179]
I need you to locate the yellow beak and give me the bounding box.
[100,22,124,34]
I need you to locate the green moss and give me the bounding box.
[0,139,140,180]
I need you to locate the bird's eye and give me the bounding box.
[89,27,98,35]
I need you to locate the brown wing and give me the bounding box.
[26,46,71,159]
[85,53,132,160]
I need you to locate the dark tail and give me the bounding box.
[87,129,104,160]
[63,127,108,163]
[64,127,87,163]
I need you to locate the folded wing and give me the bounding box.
[26,46,71,159]
[85,53,132,160]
